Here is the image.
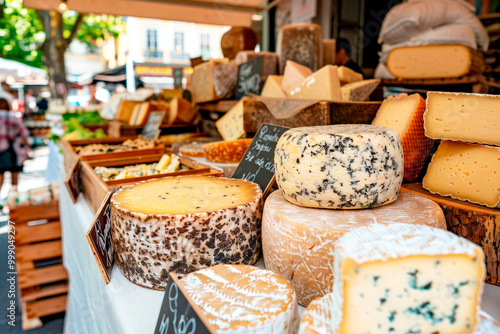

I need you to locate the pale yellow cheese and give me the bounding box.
[423,140,500,208]
[154,154,171,172]
[261,75,286,98]
[337,66,363,85]
[215,100,246,141]
[191,60,238,103]
[281,60,313,93]
[287,65,341,101]
[322,39,336,67]
[425,91,500,146]
[340,79,380,102]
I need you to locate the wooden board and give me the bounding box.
[15,221,61,246]
[18,264,68,290]
[25,295,67,319]
[197,100,239,113]
[329,101,381,124]
[108,120,199,138]
[9,201,59,224]
[16,240,62,263]
[21,282,68,302]
[401,183,500,286]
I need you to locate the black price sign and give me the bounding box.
[232,124,289,195]
[142,111,166,140]
[235,56,263,99]
[173,68,183,89]
[154,273,213,334]
[64,157,81,204]
[86,192,114,284]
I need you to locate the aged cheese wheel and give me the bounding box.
[179,264,299,333]
[110,176,262,289]
[274,124,404,209]
[262,190,446,306]
[204,139,252,163]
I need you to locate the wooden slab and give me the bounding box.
[16,240,62,263]
[25,295,67,319]
[18,264,68,290]
[9,201,59,224]
[15,221,61,246]
[21,283,68,302]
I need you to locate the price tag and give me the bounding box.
[235,56,263,100]
[142,111,166,140]
[64,156,81,204]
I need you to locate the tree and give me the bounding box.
[0,0,125,99]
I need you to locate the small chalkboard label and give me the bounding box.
[142,111,166,140]
[154,272,213,334]
[173,68,183,89]
[235,56,263,100]
[64,157,81,204]
[86,192,114,284]
[232,123,289,195]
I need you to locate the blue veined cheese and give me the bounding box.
[332,223,486,334]
[274,124,403,209]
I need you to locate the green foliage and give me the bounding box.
[64,12,125,48]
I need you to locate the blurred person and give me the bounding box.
[95,82,111,104]
[24,88,37,113]
[335,38,364,76]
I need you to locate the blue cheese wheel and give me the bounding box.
[274,124,404,209]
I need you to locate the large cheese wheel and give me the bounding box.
[274,124,404,209]
[262,190,446,306]
[179,265,299,333]
[110,176,262,289]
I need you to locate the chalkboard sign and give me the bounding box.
[235,56,263,99]
[142,111,166,140]
[64,157,81,204]
[173,68,183,89]
[86,192,114,284]
[232,124,289,195]
[155,272,213,334]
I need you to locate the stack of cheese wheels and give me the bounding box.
[298,223,499,334]
[265,124,448,306]
[110,175,262,289]
[179,264,299,334]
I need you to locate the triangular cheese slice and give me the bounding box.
[338,66,363,85]
[340,79,380,101]
[287,65,341,101]
[281,60,313,92]
[261,75,286,98]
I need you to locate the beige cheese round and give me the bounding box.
[262,190,446,306]
[111,175,262,290]
[274,124,404,209]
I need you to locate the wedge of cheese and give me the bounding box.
[167,97,197,125]
[332,223,485,334]
[281,60,313,93]
[423,140,500,208]
[287,65,341,101]
[425,91,500,146]
[340,79,380,102]
[337,66,363,85]
[277,23,322,73]
[191,60,238,103]
[215,100,245,141]
[372,93,434,182]
[261,75,287,98]
[322,39,336,66]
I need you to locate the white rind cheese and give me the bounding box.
[332,223,485,334]
[179,264,299,334]
[262,190,446,306]
[274,125,404,209]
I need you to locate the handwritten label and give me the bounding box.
[232,124,289,195]
[86,192,114,284]
[155,273,212,334]
[64,157,81,204]
[173,68,183,89]
[142,111,166,140]
[236,56,263,99]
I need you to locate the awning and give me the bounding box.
[23,0,274,27]
[0,57,47,83]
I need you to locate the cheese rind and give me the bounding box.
[287,65,341,101]
[340,79,380,102]
[332,223,485,334]
[191,60,238,103]
[216,100,246,141]
[372,93,434,182]
[277,23,323,73]
[262,190,446,306]
[423,140,500,208]
[337,66,363,85]
[322,39,336,67]
[204,139,252,163]
[261,75,286,98]
[281,61,313,93]
[274,125,404,209]
[179,265,299,333]
[110,176,262,289]
[424,91,500,146]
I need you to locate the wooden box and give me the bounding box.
[79,154,224,213]
[108,120,198,138]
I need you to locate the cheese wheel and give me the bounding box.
[262,190,446,306]
[179,142,206,157]
[274,124,404,209]
[110,176,262,289]
[204,139,252,163]
[179,265,299,333]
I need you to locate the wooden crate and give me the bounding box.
[79,153,224,213]
[108,120,198,138]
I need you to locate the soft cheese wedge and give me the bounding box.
[215,100,246,141]
[337,66,363,85]
[340,78,380,101]
[287,65,341,101]
[110,176,262,289]
[261,75,287,98]
[332,223,485,334]
[281,60,313,93]
[179,265,299,333]
[425,91,500,146]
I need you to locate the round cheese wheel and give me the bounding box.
[111,175,262,290]
[179,264,299,333]
[274,124,404,209]
[262,190,446,306]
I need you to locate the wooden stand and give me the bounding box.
[10,202,68,330]
[382,75,486,93]
[108,120,198,138]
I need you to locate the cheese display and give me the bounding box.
[191,60,238,103]
[262,190,446,306]
[322,39,336,66]
[110,176,262,289]
[287,65,341,101]
[116,100,141,123]
[332,223,485,334]
[221,27,257,60]
[233,51,278,78]
[274,125,404,209]
[179,142,207,157]
[387,45,480,79]
[74,137,156,155]
[372,93,433,182]
[261,75,286,98]
[204,139,252,163]
[337,66,363,85]
[423,141,500,208]
[215,100,246,141]
[425,92,500,146]
[277,23,323,73]
[129,102,155,126]
[166,97,197,125]
[281,60,313,93]
[179,265,299,333]
[340,79,380,102]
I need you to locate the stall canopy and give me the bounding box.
[0,57,47,84]
[23,0,275,26]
